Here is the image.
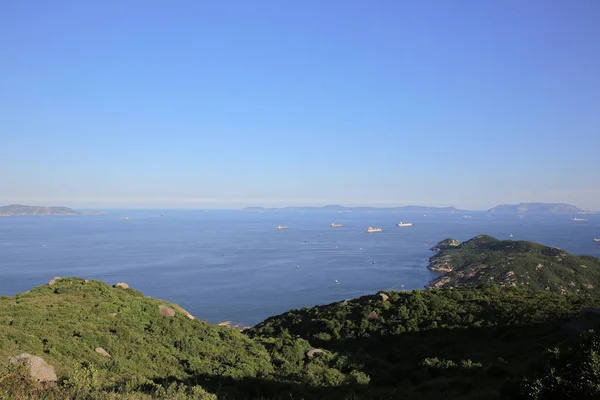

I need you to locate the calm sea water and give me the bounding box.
[1,211,599,325]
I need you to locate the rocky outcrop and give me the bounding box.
[48,277,61,286]
[159,305,175,317]
[9,354,57,383]
[114,282,129,289]
[217,321,232,327]
[378,292,389,302]
[307,349,325,358]
[367,311,379,321]
[95,347,111,358]
[179,307,195,320]
[430,238,460,252]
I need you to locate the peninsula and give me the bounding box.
[426,235,600,294]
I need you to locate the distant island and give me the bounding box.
[0,204,104,216]
[243,205,462,213]
[487,202,596,214]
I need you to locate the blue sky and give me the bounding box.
[1,1,599,209]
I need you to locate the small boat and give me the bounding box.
[123,217,130,220]
[331,223,343,227]
[276,225,288,230]
[161,213,165,216]
[366,227,382,233]
[572,217,588,222]
[397,222,413,227]
[510,234,514,238]
[594,238,600,243]
[463,215,472,219]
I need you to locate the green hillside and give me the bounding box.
[427,235,600,295]
[3,235,600,399]
[0,278,366,399]
[249,286,600,398]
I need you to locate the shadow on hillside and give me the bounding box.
[151,375,369,400]
[312,319,574,386]
[140,321,578,399]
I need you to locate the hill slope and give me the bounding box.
[426,235,600,295]
[0,278,365,399]
[250,286,600,398]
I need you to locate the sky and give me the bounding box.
[1,1,599,210]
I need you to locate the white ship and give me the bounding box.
[594,238,600,243]
[366,227,382,233]
[572,217,588,222]
[276,225,288,230]
[463,215,472,219]
[123,216,130,220]
[330,223,343,227]
[397,222,413,227]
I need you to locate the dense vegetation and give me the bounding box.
[427,235,600,295]
[0,278,366,399]
[3,235,600,398]
[250,286,600,398]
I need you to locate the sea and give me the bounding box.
[1,210,599,326]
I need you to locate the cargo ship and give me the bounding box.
[366,227,382,233]
[397,222,413,227]
[330,223,343,227]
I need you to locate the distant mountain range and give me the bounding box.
[243,205,462,213]
[0,204,81,216]
[487,202,595,214]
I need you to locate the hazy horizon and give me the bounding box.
[2,2,599,210]
[1,200,598,212]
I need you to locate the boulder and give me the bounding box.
[378,292,389,302]
[9,353,57,383]
[217,321,232,328]
[307,349,325,358]
[94,347,111,358]
[114,282,129,289]
[48,277,61,286]
[367,311,379,321]
[159,305,175,317]
[179,307,195,320]
[108,313,117,318]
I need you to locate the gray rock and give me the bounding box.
[367,311,379,320]
[114,282,129,289]
[9,353,57,383]
[159,305,175,317]
[48,277,61,286]
[307,349,325,358]
[179,307,195,320]
[94,347,111,358]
